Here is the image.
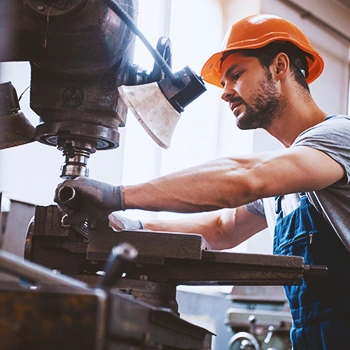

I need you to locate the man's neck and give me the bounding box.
[266,91,327,147]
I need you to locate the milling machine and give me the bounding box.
[0,1,328,349]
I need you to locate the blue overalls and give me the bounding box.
[273,193,350,349]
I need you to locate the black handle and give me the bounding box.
[99,243,138,288]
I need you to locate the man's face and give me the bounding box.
[220,53,282,130]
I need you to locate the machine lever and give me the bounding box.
[303,264,328,277]
[99,243,138,288]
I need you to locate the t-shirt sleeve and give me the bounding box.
[293,116,350,184]
[245,199,265,217]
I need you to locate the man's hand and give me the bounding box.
[108,212,143,231]
[54,177,124,224]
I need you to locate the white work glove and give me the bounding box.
[108,212,144,231]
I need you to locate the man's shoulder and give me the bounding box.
[295,115,350,144]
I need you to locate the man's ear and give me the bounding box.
[272,52,289,81]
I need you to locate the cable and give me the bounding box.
[108,0,179,83]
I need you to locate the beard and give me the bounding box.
[233,70,282,130]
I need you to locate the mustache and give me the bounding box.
[228,96,245,105]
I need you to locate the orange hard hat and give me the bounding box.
[201,14,324,87]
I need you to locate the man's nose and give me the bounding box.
[221,86,237,102]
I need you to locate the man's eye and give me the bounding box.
[231,72,241,82]
[221,71,243,87]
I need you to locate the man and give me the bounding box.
[55,14,350,349]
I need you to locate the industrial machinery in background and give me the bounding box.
[0,1,327,349]
[225,286,292,350]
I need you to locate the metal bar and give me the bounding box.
[0,249,90,290]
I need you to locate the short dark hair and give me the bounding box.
[222,42,312,91]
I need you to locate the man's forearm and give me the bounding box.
[141,207,266,250]
[142,209,236,249]
[123,157,259,213]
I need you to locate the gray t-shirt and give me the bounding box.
[246,115,350,252]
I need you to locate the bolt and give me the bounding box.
[37,5,44,11]
[62,86,84,107]
[100,74,116,89]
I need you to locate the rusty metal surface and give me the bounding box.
[0,282,212,350]
[0,284,106,350]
